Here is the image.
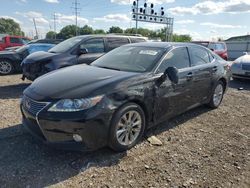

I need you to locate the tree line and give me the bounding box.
[46,25,192,42]
[0,18,192,42]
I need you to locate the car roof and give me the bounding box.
[72,34,146,40]
[29,43,55,46]
[124,42,203,49]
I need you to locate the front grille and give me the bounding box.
[242,64,250,71]
[22,96,49,115]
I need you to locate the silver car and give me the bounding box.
[231,52,250,80]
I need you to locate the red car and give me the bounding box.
[192,41,228,61]
[0,35,31,51]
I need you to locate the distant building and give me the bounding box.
[226,34,250,41]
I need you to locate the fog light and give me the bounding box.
[73,134,82,142]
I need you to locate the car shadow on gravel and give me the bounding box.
[0,83,30,99]
[147,105,211,137]
[229,79,250,91]
[0,124,127,188]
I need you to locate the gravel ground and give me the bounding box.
[0,74,249,188]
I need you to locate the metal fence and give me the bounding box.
[225,41,250,60]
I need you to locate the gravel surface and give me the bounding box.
[0,74,249,188]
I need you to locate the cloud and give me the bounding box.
[15,11,49,25]
[44,0,59,3]
[94,14,130,23]
[175,19,195,24]
[0,16,22,24]
[111,0,174,5]
[200,22,243,29]
[54,13,88,25]
[175,29,202,40]
[168,0,250,15]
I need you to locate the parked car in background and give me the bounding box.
[21,42,230,152]
[28,39,64,45]
[0,35,31,51]
[192,41,228,61]
[231,52,250,80]
[0,43,55,75]
[21,35,147,81]
[5,39,63,51]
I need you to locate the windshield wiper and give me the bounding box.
[96,66,121,71]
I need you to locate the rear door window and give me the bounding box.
[157,47,190,73]
[10,37,23,44]
[80,38,105,53]
[106,37,130,51]
[189,47,210,66]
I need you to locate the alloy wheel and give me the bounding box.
[213,84,224,107]
[0,61,12,74]
[116,110,142,146]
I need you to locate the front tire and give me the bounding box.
[0,59,14,75]
[208,81,225,109]
[109,103,146,152]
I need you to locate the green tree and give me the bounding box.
[58,25,80,39]
[45,31,57,39]
[172,34,192,42]
[94,29,106,34]
[80,25,94,35]
[108,26,123,34]
[0,18,24,36]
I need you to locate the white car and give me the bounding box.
[231,52,250,80]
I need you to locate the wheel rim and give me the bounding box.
[0,61,12,74]
[116,110,142,146]
[213,84,223,106]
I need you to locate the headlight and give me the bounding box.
[48,95,104,112]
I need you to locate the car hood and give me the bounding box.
[0,51,16,55]
[22,51,58,64]
[236,55,250,63]
[24,64,139,101]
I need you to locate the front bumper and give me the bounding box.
[231,64,250,80]
[232,74,250,80]
[22,63,48,81]
[21,101,114,151]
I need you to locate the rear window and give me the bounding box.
[130,38,146,43]
[106,37,130,51]
[208,43,226,51]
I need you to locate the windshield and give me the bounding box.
[92,46,165,73]
[21,38,30,44]
[48,37,83,53]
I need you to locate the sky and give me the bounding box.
[0,0,250,40]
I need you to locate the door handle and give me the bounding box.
[212,66,218,72]
[186,72,193,81]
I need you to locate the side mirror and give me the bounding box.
[243,52,248,55]
[79,48,88,55]
[165,67,179,84]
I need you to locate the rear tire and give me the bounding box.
[0,59,14,75]
[207,81,225,109]
[109,103,146,152]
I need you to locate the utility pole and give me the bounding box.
[53,12,57,39]
[33,18,38,39]
[72,0,80,36]
[135,0,139,34]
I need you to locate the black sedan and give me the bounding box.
[0,43,55,75]
[21,42,231,152]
